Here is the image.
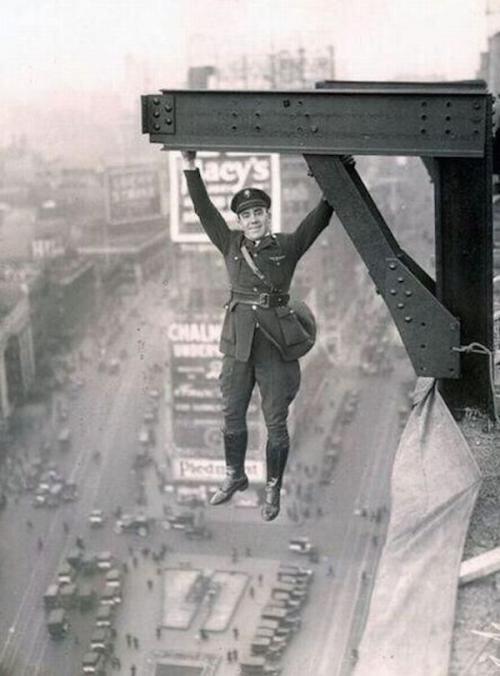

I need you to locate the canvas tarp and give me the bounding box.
[355,378,482,676]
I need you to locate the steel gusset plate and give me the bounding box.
[141,87,486,157]
[384,259,460,378]
[141,94,175,135]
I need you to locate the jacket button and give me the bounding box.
[253,287,258,292]
[251,304,257,310]
[234,256,238,260]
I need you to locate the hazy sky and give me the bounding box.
[1,0,497,105]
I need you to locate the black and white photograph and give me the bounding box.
[1,1,500,674]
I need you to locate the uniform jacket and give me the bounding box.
[184,169,334,362]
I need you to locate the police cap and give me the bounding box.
[230,187,271,214]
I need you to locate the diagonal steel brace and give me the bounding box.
[304,155,461,379]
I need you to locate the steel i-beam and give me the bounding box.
[142,82,487,157]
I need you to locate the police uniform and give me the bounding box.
[184,169,333,520]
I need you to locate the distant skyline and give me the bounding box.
[2,0,499,106]
[2,0,500,162]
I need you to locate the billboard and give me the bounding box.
[172,457,265,483]
[105,164,165,225]
[169,151,281,243]
[167,314,262,459]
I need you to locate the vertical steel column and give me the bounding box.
[434,100,494,417]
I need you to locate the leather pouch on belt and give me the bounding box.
[276,306,310,346]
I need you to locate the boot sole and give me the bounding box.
[209,477,249,505]
[261,505,280,521]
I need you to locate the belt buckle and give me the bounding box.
[259,292,270,308]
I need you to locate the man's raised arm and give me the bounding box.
[291,155,355,259]
[182,151,231,255]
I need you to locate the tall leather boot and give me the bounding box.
[209,431,249,506]
[261,442,289,521]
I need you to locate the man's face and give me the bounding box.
[238,206,271,241]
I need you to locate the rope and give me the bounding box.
[451,342,498,422]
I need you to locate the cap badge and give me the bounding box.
[244,189,251,198]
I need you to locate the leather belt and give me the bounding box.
[230,290,289,309]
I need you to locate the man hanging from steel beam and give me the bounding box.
[182,151,352,521]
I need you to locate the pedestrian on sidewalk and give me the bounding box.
[232,649,238,662]
[156,626,162,639]
[126,633,132,648]
[232,627,239,640]
[248,585,255,599]
[131,665,137,676]
[133,636,139,649]
[147,579,154,591]
[227,650,233,662]
[258,573,263,586]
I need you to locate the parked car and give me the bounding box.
[143,408,158,424]
[105,568,122,588]
[82,650,107,675]
[78,582,96,611]
[80,553,99,576]
[133,447,152,469]
[95,604,114,628]
[288,536,313,554]
[43,584,60,611]
[59,583,78,610]
[184,525,213,540]
[89,509,106,528]
[58,427,71,451]
[61,481,78,502]
[47,608,69,640]
[57,563,74,586]
[90,626,113,654]
[96,551,114,571]
[100,582,122,606]
[164,511,195,531]
[114,513,153,537]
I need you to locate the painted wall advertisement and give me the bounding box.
[167,315,263,481]
[105,164,166,225]
[169,151,281,243]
